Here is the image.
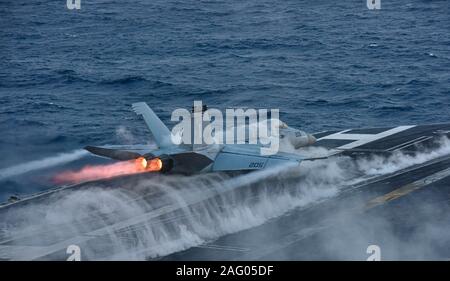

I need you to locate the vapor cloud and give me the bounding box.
[0,150,88,181]
[2,137,450,260]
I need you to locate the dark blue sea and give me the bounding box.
[0,0,449,201]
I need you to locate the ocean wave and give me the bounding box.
[100,76,173,88]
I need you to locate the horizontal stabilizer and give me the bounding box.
[84,146,141,161]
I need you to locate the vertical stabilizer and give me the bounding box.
[132,102,173,148]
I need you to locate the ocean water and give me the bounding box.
[1,0,450,200]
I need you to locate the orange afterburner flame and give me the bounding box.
[53,157,163,184]
[135,157,163,171]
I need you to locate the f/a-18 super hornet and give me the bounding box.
[85,102,318,175]
[85,102,450,176]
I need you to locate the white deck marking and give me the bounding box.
[317,126,416,150]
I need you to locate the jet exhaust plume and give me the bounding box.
[53,157,162,184]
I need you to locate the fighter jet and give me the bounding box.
[84,102,318,175]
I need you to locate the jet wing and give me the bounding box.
[213,123,450,172]
[212,144,304,172]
